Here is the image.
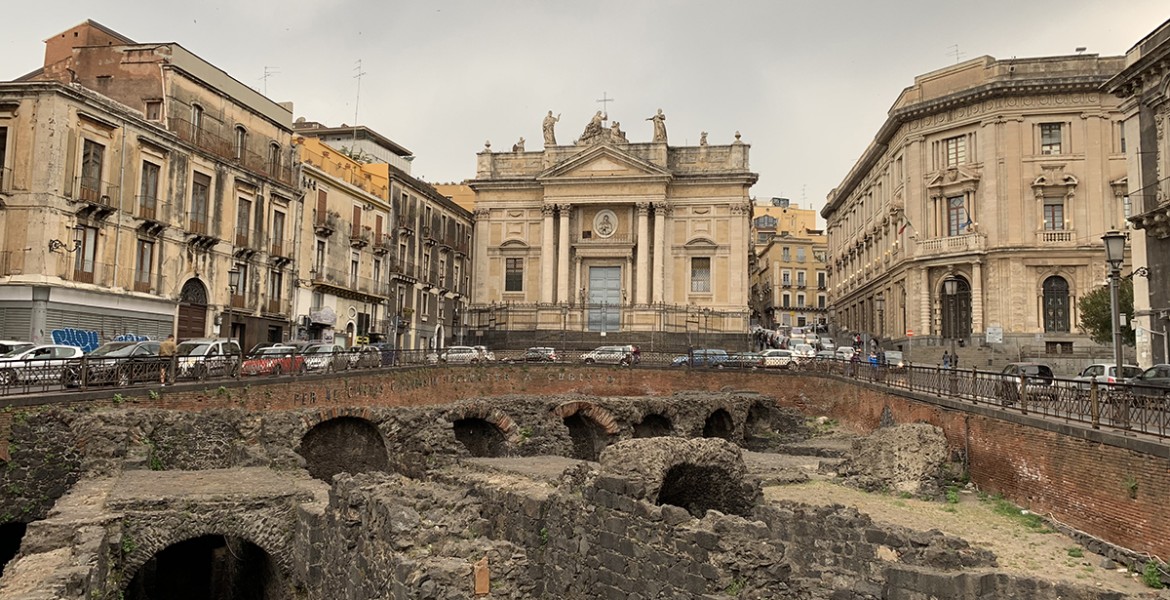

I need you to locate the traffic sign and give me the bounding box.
[906,329,914,337]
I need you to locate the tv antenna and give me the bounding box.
[948,44,965,64]
[259,66,279,96]
[352,59,366,148]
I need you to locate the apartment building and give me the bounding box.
[823,54,1127,354]
[749,198,828,330]
[0,21,298,348]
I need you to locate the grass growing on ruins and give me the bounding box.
[984,495,1053,533]
[1143,562,1166,589]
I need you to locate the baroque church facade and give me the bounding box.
[467,113,757,347]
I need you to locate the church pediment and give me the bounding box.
[925,165,981,190]
[537,145,672,183]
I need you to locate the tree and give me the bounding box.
[1078,278,1135,346]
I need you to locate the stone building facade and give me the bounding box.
[1105,18,1170,366]
[0,21,298,349]
[294,124,473,352]
[823,54,1128,355]
[749,199,828,331]
[467,116,757,347]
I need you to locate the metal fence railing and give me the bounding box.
[1,351,1166,439]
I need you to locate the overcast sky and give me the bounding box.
[2,1,1166,217]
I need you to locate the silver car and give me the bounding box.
[0,344,84,385]
[581,346,635,366]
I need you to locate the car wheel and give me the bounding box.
[116,368,131,388]
[272,364,283,376]
[584,358,595,364]
[0,369,15,386]
[786,362,796,370]
[715,363,725,369]
[194,365,208,382]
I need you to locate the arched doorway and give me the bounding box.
[124,535,287,600]
[941,277,972,339]
[1043,276,1070,333]
[702,409,734,440]
[177,279,209,340]
[297,417,390,483]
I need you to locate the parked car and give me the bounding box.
[998,362,1055,405]
[671,348,729,368]
[505,347,559,363]
[0,344,84,385]
[472,345,496,362]
[760,349,797,369]
[175,338,243,381]
[1126,364,1170,401]
[581,345,636,366]
[441,346,482,364]
[818,339,837,352]
[814,349,836,361]
[792,344,816,360]
[241,346,306,376]
[1073,363,1143,389]
[302,344,349,373]
[718,352,764,369]
[347,345,383,369]
[63,340,163,387]
[835,347,856,361]
[0,341,33,356]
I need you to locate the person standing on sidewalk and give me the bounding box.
[159,334,176,385]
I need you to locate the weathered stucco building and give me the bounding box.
[1106,18,1170,367]
[749,199,829,331]
[0,21,299,349]
[467,114,757,348]
[823,54,1129,355]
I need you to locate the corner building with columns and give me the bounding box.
[823,54,1128,358]
[467,123,757,349]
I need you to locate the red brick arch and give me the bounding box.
[551,401,620,435]
[446,404,521,444]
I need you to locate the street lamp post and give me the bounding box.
[1102,231,1127,373]
[875,293,885,341]
[943,278,959,367]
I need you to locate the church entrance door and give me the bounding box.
[587,266,621,332]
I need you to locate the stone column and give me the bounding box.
[557,204,570,304]
[652,203,666,304]
[541,205,555,304]
[635,202,650,305]
[472,208,490,303]
[971,260,984,334]
[30,286,50,344]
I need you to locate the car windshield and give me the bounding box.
[176,343,210,357]
[1119,366,1143,378]
[0,344,35,358]
[89,342,138,358]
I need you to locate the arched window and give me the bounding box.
[1043,276,1070,333]
[234,125,247,160]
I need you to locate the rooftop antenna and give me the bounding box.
[352,59,366,150]
[948,44,965,64]
[596,91,615,125]
[259,66,279,96]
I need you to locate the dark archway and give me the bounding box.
[634,414,672,438]
[1043,275,1070,333]
[125,535,286,600]
[297,417,390,482]
[656,463,751,518]
[702,409,734,440]
[743,402,773,450]
[0,522,27,578]
[453,418,506,457]
[563,413,609,461]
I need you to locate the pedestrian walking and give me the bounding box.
[159,334,176,385]
[952,352,959,369]
[941,350,951,369]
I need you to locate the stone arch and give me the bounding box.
[552,401,619,461]
[448,404,520,457]
[633,413,673,438]
[702,408,735,440]
[743,400,772,445]
[297,413,390,482]
[124,534,286,600]
[120,512,295,587]
[599,437,757,518]
[0,522,27,578]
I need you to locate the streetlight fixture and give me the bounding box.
[943,277,959,367]
[227,267,242,294]
[48,225,85,253]
[1102,230,1127,372]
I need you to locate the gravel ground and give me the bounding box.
[763,480,1170,598]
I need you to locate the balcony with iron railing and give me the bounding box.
[372,233,392,255]
[187,211,211,237]
[75,175,119,207]
[71,259,113,286]
[314,210,340,236]
[234,226,258,249]
[269,236,291,259]
[350,225,372,249]
[389,256,418,279]
[265,297,291,315]
[136,195,159,221]
[133,269,152,293]
[311,266,390,298]
[397,213,417,234]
